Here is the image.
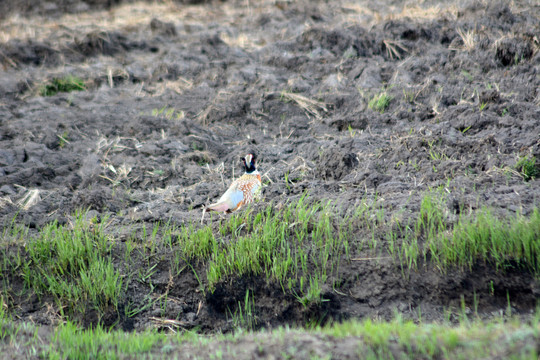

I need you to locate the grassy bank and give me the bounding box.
[1,301,538,359]
[0,192,539,325]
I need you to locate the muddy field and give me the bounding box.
[0,0,539,336]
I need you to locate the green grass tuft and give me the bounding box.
[388,191,540,277]
[48,322,166,360]
[368,91,393,113]
[205,194,351,304]
[515,156,540,181]
[40,76,86,96]
[440,208,540,273]
[21,211,122,319]
[178,224,217,261]
[228,289,258,331]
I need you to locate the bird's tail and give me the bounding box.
[205,202,230,213]
[201,202,230,224]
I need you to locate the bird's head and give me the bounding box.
[241,153,257,174]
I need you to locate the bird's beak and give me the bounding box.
[245,154,253,165]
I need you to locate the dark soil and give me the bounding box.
[0,0,539,336]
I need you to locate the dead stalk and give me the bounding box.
[281,92,328,120]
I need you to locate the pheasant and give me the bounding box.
[202,153,262,219]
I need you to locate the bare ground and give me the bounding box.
[0,0,539,337]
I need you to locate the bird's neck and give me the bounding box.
[245,169,259,175]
